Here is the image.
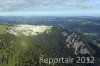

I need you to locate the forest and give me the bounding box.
[0,24,100,66]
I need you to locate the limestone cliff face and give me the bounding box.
[7,25,52,36]
[62,30,90,55]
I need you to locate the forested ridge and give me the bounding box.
[0,25,100,66]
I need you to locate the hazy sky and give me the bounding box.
[0,0,100,16]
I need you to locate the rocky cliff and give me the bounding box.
[62,30,90,55]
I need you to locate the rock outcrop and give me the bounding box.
[62,30,90,55]
[7,25,52,36]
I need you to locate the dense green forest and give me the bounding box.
[0,24,100,66]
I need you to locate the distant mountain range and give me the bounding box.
[0,16,100,24]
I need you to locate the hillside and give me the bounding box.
[0,24,99,66]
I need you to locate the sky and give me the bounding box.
[0,0,100,16]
